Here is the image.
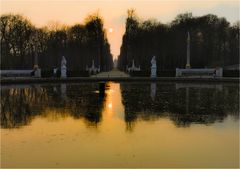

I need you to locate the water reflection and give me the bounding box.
[1,82,239,129]
[1,82,239,168]
[1,83,106,128]
[150,83,156,101]
[60,83,67,98]
[120,82,239,130]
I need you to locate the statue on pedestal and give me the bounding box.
[86,59,100,74]
[127,60,141,72]
[61,56,67,78]
[151,56,157,77]
[91,60,97,74]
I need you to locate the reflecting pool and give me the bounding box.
[1,82,239,168]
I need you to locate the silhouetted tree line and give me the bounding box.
[118,10,239,71]
[0,14,113,71]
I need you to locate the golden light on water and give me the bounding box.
[0,82,239,168]
[108,103,112,108]
[103,83,114,117]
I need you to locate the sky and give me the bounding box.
[0,0,239,59]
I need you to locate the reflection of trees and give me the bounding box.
[120,83,239,130]
[1,87,47,128]
[1,84,105,128]
[65,84,104,125]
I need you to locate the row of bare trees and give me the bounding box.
[0,14,113,71]
[118,10,239,71]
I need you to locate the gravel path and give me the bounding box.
[91,69,129,77]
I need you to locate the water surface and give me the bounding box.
[1,82,239,168]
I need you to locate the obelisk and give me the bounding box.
[186,32,191,69]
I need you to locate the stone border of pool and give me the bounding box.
[0,77,239,84]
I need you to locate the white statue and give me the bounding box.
[151,56,157,77]
[61,56,67,78]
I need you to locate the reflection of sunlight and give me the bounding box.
[108,103,112,109]
[102,82,125,120]
[104,83,113,117]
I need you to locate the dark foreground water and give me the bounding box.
[1,82,239,168]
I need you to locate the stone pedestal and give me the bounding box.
[216,68,223,77]
[34,68,41,77]
[185,64,191,69]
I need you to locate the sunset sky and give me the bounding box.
[1,0,239,58]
